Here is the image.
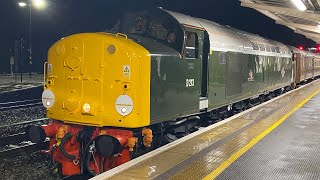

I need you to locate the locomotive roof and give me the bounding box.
[162,8,292,58]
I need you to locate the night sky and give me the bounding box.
[0,0,316,73]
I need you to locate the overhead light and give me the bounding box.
[32,0,46,9]
[291,0,307,11]
[18,2,27,7]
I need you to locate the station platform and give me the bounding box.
[92,79,320,180]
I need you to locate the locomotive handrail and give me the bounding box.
[43,62,48,89]
[115,33,128,39]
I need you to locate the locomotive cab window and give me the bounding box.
[185,31,199,59]
[112,9,184,53]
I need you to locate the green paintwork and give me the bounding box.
[130,30,292,125]
[208,51,292,109]
[131,28,205,123]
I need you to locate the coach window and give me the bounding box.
[185,31,198,59]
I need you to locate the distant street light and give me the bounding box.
[18,2,27,7]
[18,0,46,77]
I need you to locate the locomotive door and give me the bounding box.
[63,39,103,125]
[183,26,209,111]
[200,31,209,110]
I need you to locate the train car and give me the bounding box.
[291,47,305,84]
[314,53,320,77]
[28,8,298,177]
[304,51,315,80]
[291,47,320,86]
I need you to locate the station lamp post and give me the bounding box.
[18,0,46,76]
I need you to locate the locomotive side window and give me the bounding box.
[185,31,198,59]
[258,44,265,51]
[251,42,259,50]
[265,45,271,52]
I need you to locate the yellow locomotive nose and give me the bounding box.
[44,33,151,128]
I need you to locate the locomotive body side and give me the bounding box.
[208,51,292,109]
[164,10,293,113]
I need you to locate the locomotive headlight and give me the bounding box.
[42,89,55,108]
[116,95,133,116]
[83,103,91,113]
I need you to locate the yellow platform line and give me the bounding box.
[203,89,320,180]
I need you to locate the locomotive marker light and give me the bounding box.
[42,89,55,108]
[116,95,133,116]
[82,103,91,113]
[107,44,116,54]
[121,107,127,113]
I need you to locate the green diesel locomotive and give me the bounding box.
[29,8,320,177]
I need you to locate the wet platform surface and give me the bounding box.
[217,92,320,179]
[92,79,320,180]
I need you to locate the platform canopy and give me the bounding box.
[240,0,320,44]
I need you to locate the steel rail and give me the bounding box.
[0,141,49,158]
[0,118,49,130]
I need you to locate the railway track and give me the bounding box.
[0,99,42,111]
[0,118,49,132]
[0,140,49,158]
[0,132,26,146]
[0,118,50,158]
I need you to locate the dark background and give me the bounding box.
[0,0,316,73]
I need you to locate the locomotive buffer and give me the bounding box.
[92,79,320,179]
